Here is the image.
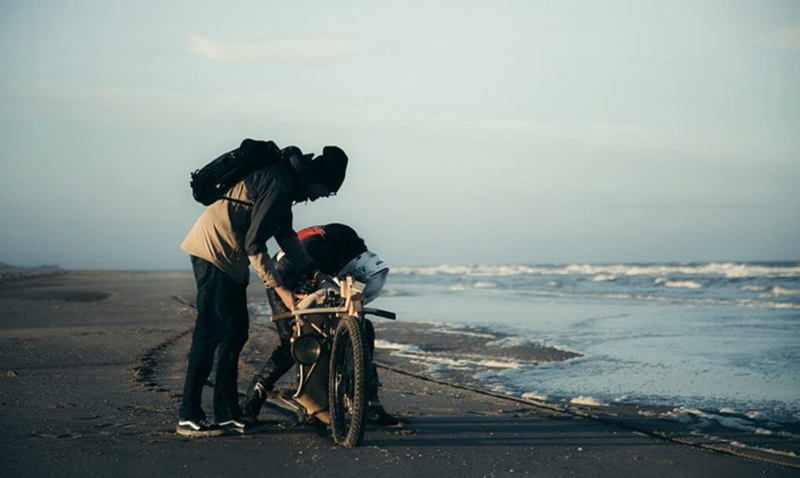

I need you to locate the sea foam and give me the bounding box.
[449,281,498,291]
[769,286,800,296]
[592,274,617,282]
[570,396,606,407]
[393,262,800,279]
[515,288,800,309]
[658,407,795,434]
[375,339,523,370]
[654,277,703,289]
[521,391,548,401]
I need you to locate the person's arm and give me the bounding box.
[274,214,315,277]
[244,170,292,290]
[272,284,299,312]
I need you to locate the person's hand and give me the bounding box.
[274,284,300,311]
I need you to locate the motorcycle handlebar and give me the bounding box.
[362,307,396,320]
[270,306,396,322]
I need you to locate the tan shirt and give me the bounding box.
[181,168,313,286]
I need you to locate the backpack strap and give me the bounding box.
[221,196,253,206]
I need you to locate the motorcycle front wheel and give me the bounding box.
[328,316,367,447]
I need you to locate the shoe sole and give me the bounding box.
[175,426,225,438]
[226,423,271,435]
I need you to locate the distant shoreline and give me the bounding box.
[0,268,64,284]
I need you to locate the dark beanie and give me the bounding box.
[311,146,348,193]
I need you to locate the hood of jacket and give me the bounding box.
[282,146,314,202]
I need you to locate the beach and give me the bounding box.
[1,270,798,477]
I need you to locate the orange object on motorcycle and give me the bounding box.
[297,226,325,242]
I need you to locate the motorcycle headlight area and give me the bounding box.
[291,335,322,365]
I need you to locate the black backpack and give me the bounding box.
[190,139,282,205]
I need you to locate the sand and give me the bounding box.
[1,271,797,477]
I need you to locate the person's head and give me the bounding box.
[307,146,348,201]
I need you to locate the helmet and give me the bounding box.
[338,250,389,305]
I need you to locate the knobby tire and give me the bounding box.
[328,316,367,447]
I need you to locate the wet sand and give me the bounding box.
[1,271,797,477]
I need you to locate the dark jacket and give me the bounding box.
[275,223,367,289]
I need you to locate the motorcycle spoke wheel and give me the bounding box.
[328,316,367,447]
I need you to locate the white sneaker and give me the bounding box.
[176,418,224,437]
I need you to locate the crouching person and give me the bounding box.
[242,223,400,426]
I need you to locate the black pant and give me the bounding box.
[179,256,249,421]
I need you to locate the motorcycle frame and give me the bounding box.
[270,277,395,417]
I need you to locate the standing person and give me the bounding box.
[242,223,400,426]
[177,141,348,437]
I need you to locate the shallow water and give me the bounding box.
[373,262,800,425]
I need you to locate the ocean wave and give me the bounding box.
[570,396,607,407]
[743,285,800,297]
[376,339,525,371]
[427,327,496,339]
[514,288,800,309]
[662,407,754,430]
[521,391,548,401]
[592,274,618,282]
[474,281,498,289]
[393,264,542,276]
[485,336,530,348]
[659,407,800,438]
[767,301,800,309]
[392,262,800,279]
[654,277,703,289]
[374,339,411,351]
[742,285,769,292]
[769,286,800,296]
[481,336,581,355]
[379,288,416,297]
[449,281,498,291]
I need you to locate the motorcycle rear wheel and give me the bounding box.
[328,316,367,447]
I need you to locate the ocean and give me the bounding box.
[371,262,800,426]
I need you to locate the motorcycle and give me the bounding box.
[269,273,396,447]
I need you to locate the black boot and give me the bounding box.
[242,375,269,420]
[367,403,400,426]
[242,345,295,420]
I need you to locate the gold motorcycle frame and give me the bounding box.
[270,277,395,447]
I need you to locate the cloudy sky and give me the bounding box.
[1,0,798,269]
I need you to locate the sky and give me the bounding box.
[0,0,798,269]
